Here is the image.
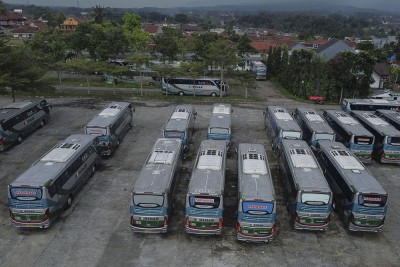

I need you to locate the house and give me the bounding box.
[60,17,84,31]
[181,24,204,35]
[372,36,397,49]
[288,42,308,56]
[315,38,355,61]
[142,24,163,36]
[0,12,26,26]
[312,37,328,50]
[11,25,38,39]
[371,63,390,90]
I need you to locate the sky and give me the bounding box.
[3,0,399,9]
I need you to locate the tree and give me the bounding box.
[237,72,256,101]
[175,14,188,24]
[154,27,184,63]
[0,0,7,14]
[236,34,257,56]
[123,13,151,53]
[205,39,238,97]
[91,5,108,24]
[0,40,46,101]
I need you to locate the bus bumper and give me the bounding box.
[185,226,221,235]
[237,232,274,242]
[11,218,51,229]
[294,221,329,231]
[348,223,384,233]
[131,225,167,234]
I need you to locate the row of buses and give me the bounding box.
[7,101,135,228]
[265,105,388,234]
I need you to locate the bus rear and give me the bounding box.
[379,135,400,163]
[349,135,374,162]
[8,186,52,228]
[185,194,223,235]
[349,192,387,232]
[130,193,169,233]
[237,200,276,242]
[294,191,332,231]
[207,114,232,147]
[85,126,116,156]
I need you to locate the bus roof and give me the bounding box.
[281,140,331,192]
[188,140,226,196]
[296,107,335,134]
[267,106,302,132]
[164,105,195,132]
[324,109,374,137]
[0,99,46,122]
[352,111,400,137]
[376,109,400,124]
[317,141,386,194]
[238,143,275,201]
[212,103,232,115]
[132,138,182,194]
[209,113,231,129]
[344,98,400,105]
[85,102,131,128]
[9,134,97,187]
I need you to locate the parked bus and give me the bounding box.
[375,109,400,131]
[236,143,276,242]
[250,60,267,80]
[161,77,227,97]
[264,106,302,150]
[351,111,400,163]
[85,102,134,156]
[0,99,51,152]
[130,138,182,233]
[342,98,400,113]
[185,140,227,235]
[8,134,100,229]
[293,107,335,148]
[323,110,374,163]
[316,141,388,232]
[279,140,332,231]
[207,112,232,148]
[162,105,196,151]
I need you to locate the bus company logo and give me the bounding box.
[195,198,214,203]
[364,197,381,202]
[15,190,36,197]
[248,205,267,209]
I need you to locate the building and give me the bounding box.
[315,38,355,61]
[371,63,390,90]
[61,17,84,31]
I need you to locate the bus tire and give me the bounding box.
[211,92,217,97]
[179,91,184,96]
[148,82,154,86]
[17,135,23,144]
[65,195,73,210]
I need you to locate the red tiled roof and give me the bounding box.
[313,38,328,45]
[143,24,160,34]
[251,41,278,52]
[11,25,38,33]
[0,12,25,21]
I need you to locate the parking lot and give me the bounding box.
[1,87,400,266]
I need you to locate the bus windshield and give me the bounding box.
[354,136,374,145]
[301,193,330,205]
[189,196,220,209]
[209,127,230,134]
[282,130,301,139]
[164,131,185,140]
[86,127,107,136]
[242,201,274,215]
[358,194,387,207]
[387,136,400,145]
[315,133,335,141]
[10,187,42,200]
[133,194,164,208]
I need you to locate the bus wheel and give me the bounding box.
[65,195,73,210]
[179,91,184,96]
[40,120,45,127]
[211,92,217,97]
[17,135,23,144]
[149,82,154,86]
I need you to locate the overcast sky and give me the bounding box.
[3,0,217,8]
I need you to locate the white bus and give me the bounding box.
[85,102,134,156]
[0,99,51,152]
[8,134,100,229]
[161,77,227,97]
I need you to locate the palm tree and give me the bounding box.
[91,5,107,24]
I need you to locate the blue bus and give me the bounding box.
[162,105,196,151]
[323,109,374,163]
[316,141,388,232]
[8,134,100,228]
[236,143,276,242]
[130,138,182,233]
[264,106,302,150]
[185,140,227,235]
[279,140,332,231]
[351,111,400,163]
